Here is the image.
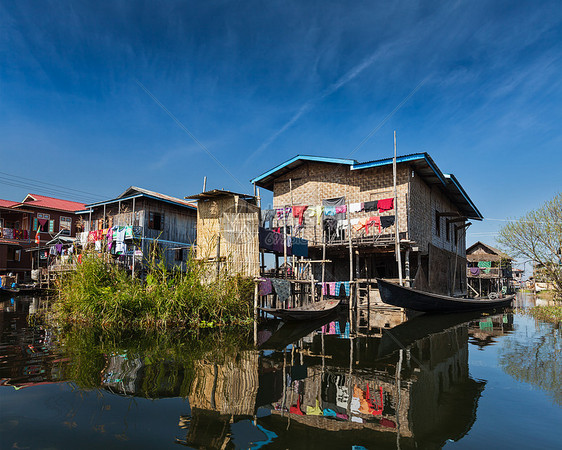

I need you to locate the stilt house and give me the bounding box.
[466,241,513,296]
[76,186,197,271]
[251,153,483,296]
[185,190,260,278]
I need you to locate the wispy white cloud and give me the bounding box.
[248,48,388,161]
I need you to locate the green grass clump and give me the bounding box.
[528,305,562,324]
[50,252,254,329]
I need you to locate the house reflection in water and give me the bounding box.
[175,310,511,449]
[0,296,513,449]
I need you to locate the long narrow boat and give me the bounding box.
[376,278,514,313]
[259,299,341,321]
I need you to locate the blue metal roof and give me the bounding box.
[443,174,483,220]
[250,152,482,220]
[351,152,447,186]
[250,155,357,186]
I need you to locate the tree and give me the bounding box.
[497,193,562,297]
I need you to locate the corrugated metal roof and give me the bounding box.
[250,152,483,220]
[250,155,357,189]
[185,189,257,201]
[15,194,86,212]
[0,199,18,208]
[84,186,197,210]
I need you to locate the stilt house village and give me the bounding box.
[0,151,505,307]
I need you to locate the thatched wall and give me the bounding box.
[196,195,260,278]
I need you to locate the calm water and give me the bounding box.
[0,293,560,449]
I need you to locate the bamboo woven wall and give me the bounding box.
[188,351,259,415]
[196,195,260,278]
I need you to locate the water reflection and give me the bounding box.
[0,295,559,449]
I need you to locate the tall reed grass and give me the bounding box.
[51,251,254,329]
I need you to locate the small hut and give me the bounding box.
[466,241,513,296]
[185,190,260,278]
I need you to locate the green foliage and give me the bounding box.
[497,192,562,297]
[50,251,255,329]
[56,326,252,397]
[529,305,562,324]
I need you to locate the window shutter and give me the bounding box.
[33,218,38,231]
[49,220,54,233]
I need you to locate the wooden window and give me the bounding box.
[60,216,72,234]
[175,248,184,261]
[148,212,163,230]
[435,211,440,237]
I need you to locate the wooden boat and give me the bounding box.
[259,299,341,321]
[259,314,338,349]
[376,278,514,313]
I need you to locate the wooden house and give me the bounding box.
[185,190,260,278]
[466,241,513,296]
[251,153,483,296]
[76,186,197,271]
[1,195,85,282]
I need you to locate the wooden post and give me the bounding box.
[253,280,258,346]
[321,236,326,301]
[203,176,207,192]
[283,204,287,278]
[404,247,410,287]
[393,131,403,286]
[216,234,221,280]
[347,203,353,284]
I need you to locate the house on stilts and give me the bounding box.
[250,153,483,304]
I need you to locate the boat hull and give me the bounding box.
[259,299,341,321]
[376,278,514,313]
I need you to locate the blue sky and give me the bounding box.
[1,0,561,267]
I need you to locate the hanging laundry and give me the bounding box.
[290,397,305,416]
[306,400,324,416]
[365,216,381,234]
[292,237,309,257]
[470,267,481,276]
[271,278,291,302]
[95,240,102,252]
[353,218,367,231]
[364,200,378,212]
[276,207,292,220]
[259,278,273,296]
[55,244,63,254]
[380,215,395,228]
[342,281,350,296]
[323,206,336,216]
[323,409,337,418]
[378,198,394,211]
[334,281,341,296]
[49,246,57,255]
[308,205,324,225]
[478,261,492,268]
[261,209,276,228]
[350,202,363,213]
[323,196,346,220]
[292,205,309,225]
[329,282,336,296]
[124,226,133,240]
[335,205,347,214]
[324,216,338,234]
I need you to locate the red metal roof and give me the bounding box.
[17,194,86,212]
[0,199,18,208]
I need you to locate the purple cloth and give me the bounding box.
[55,244,63,254]
[259,278,273,296]
[470,267,480,276]
[329,282,336,296]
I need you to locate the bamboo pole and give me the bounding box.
[394,131,403,286]
[253,281,258,346]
